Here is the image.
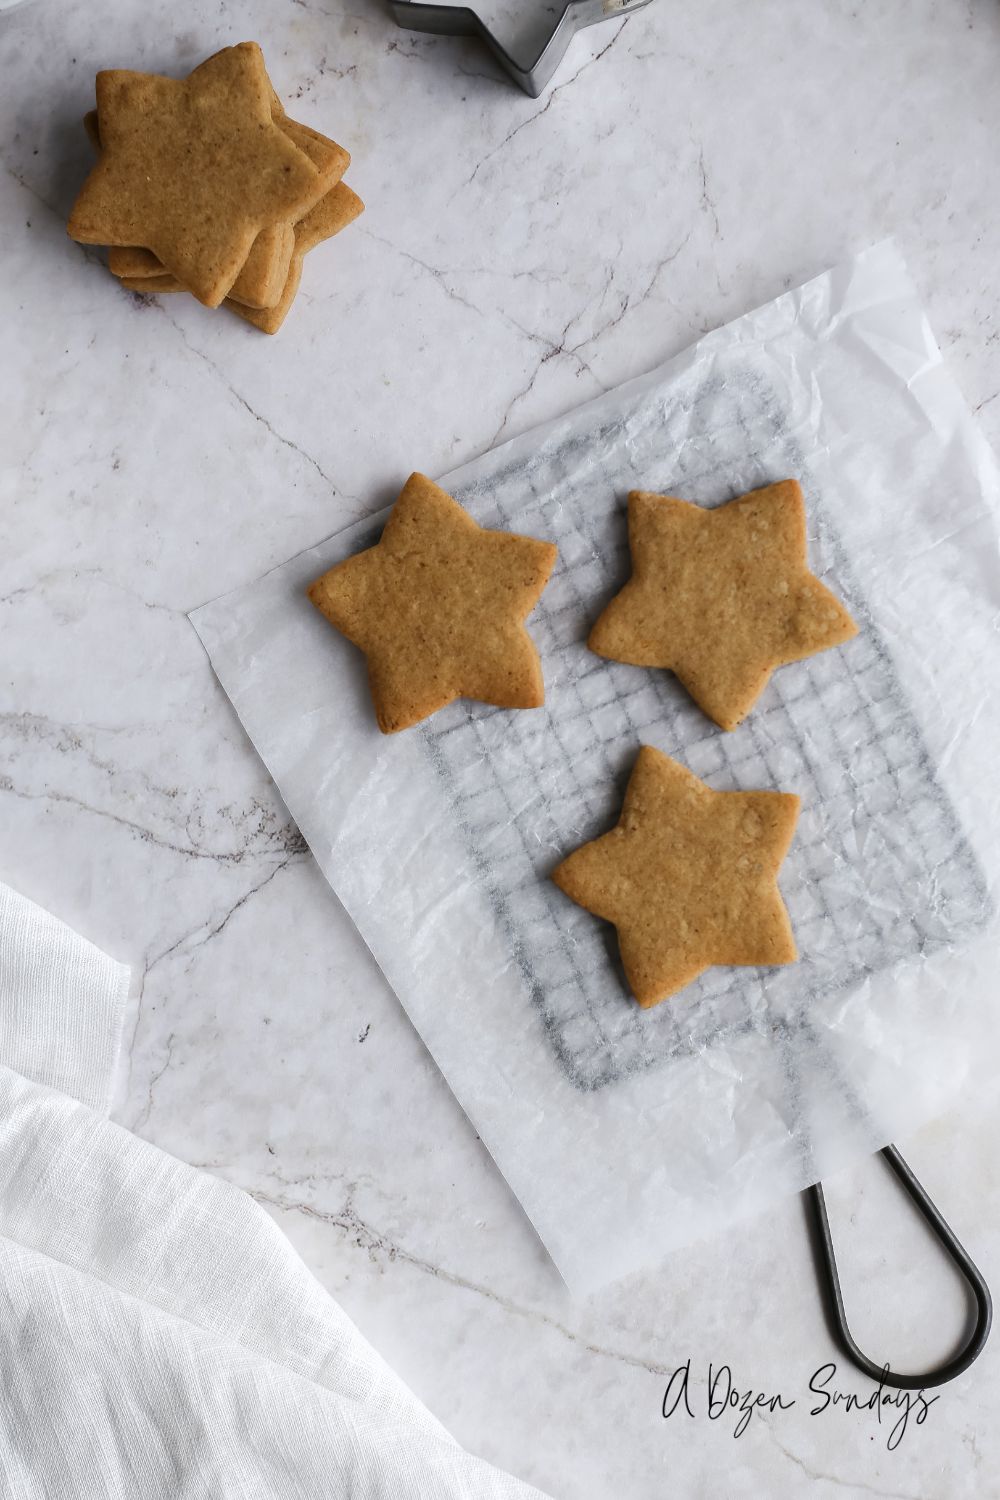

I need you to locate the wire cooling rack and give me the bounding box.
[419,368,990,1092]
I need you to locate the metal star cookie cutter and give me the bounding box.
[388,0,654,97]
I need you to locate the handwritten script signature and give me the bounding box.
[662,1360,939,1450]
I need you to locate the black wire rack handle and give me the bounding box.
[807,1144,993,1391]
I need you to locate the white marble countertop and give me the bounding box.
[2,1,1000,1495]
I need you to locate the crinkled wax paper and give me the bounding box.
[192,243,1000,1294]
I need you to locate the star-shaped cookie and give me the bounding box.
[552,746,800,1007]
[68,43,322,306]
[589,480,858,731]
[123,182,365,333]
[91,89,352,309]
[307,473,558,733]
[227,182,365,334]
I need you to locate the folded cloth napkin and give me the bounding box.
[0,881,551,1499]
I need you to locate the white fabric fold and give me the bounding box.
[0,882,550,1499]
[0,881,129,1114]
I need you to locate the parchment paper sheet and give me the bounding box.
[192,243,1000,1294]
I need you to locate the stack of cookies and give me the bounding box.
[68,42,363,334]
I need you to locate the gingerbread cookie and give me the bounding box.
[93,93,350,309]
[552,746,800,1007]
[307,474,558,733]
[110,221,294,309]
[69,44,325,307]
[229,182,364,333]
[589,481,858,731]
[73,47,362,327]
[121,185,364,329]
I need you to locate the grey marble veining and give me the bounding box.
[2,0,1000,1494]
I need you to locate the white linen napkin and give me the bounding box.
[0,880,550,1499]
[0,881,129,1113]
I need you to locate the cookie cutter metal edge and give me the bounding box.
[388,0,655,97]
